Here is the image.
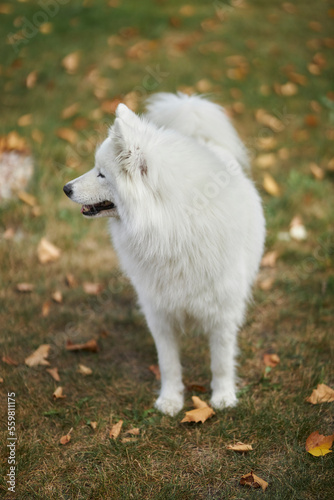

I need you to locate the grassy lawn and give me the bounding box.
[1,0,334,498]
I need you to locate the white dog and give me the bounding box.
[63,93,265,416]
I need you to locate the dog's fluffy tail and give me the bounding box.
[145,92,248,169]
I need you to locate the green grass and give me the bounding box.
[0,0,334,498]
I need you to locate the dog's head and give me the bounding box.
[63,103,161,219]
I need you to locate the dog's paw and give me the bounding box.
[154,395,184,416]
[210,391,238,410]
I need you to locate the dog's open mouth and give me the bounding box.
[81,200,116,217]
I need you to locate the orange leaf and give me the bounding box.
[60,428,72,445]
[227,442,253,452]
[148,364,161,380]
[65,339,99,353]
[53,386,66,399]
[37,238,61,264]
[46,367,60,382]
[2,355,19,366]
[306,384,334,404]
[77,364,93,375]
[305,431,334,456]
[263,353,280,368]
[56,127,78,144]
[263,174,281,197]
[52,290,63,303]
[181,396,215,423]
[83,282,104,295]
[240,471,268,491]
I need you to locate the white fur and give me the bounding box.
[64,93,265,416]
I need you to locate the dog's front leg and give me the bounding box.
[144,306,184,416]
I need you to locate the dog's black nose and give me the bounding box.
[63,184,73,198]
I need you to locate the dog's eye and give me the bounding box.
[97,172,105,178]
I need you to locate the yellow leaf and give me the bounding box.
[110,420,123,439]
[192,396,209,409]
[37,238,61,264]
[255,153,276,169]
[39,22,53,34]
[240,471,268,491]
[89,421,97,430]
[305,431,334,456]
[227,442,253,452]
[56,127,78,144]
[61,103,80,120]
[25,344,50,367]
[181,397,215,423]
[255,109,284,132]
[18,114,33,127]
[52,290,63,303]
[309,163,324,180]
[280,82,298,96]
[17,191,37,207]
[263,173,281,197]
[306,384,334,404]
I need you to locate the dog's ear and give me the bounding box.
[110,104,148,176]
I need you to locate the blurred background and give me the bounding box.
[0,0,333,498]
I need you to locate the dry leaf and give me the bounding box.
[0,377,3,383]
[52,291,63,303]
[309,163,324,180]
[289,216,307,241]
[39,22,53,34]
[16,283,34,293]
[60,428,72,445]
[305,431,334,457]
[125,428,140,436]
[46,367,60,382]
[41,300,51,317]
[186,384,207,393]
[148,364,161,380]
[61,103,80,120]
[89,421,98,430]
[66,339,99,353]
[2,355,19,366]
[18,191,37,207]
[257,136,277,150]
[53,386,66,399]
[62,51,80,74]
[66,273,77,288]
[26,71,38,89]
[227,442,253,452]
[181,396,215,423]
[306,384,334,404]
[240,471,268,491]
[37,238,61,264]
[263,173,281,197]
[56,128,78,144]
[83,282,104,295]
[18,114,33,127]
[280,82,298,96]
[258,276,275,291]
[255,153,276,169]
[25,344,50,367]
[121,437,138,443]
[110,420,123,439]
[78,364,93,375]
[31,129,44,144]
[255,109,284,132]
[263,353,280,367]
[261,250,278,268]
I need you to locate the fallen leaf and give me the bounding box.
[26,71,38,89]
[309,163,324,180]
[18,191,37,207]
[31,129,44,144]
[261,250,278,268]
[37,238,61,264]
[16,283,34,293]
[39,22,53,34]
[61,103,80,120]
[66,339,99,352]
[25,344,50,367]
[240,471,268,491]
[263,173,281,197]
[66,273,77,288]
[56,128,78,144]
[78,364,93,375]
[60,428,72,445]
[89,421,98,430]
[263,353,280,367]
[305,114,318,127]
[258,276,275,291]
[305,431,334,457]
[255,153,276,169]
[46,367,60,382]
[289,216,307,241]
[121,437,138,443]
[53,386,66,399]
[18,114,33,127]
[255,109,284,132]
[306,384,334,404]
[110,420,123,439]
[227,442,253,452]
[62,51,80,74]
[125,428,140,436]
[83,282,104,295]
[52,291,63,303]
[0,377,3,383]
[256,136,277,150]
[2,355,19,366]
[280,82,298,96]
[179,5,195,16]
[148,364,161,380]
[41,300,51,317]
[181,396,215,424]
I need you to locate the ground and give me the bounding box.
[0,0,333,498]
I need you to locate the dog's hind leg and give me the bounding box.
[144,306,184,416]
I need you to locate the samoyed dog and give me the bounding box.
[63,93,265,416]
